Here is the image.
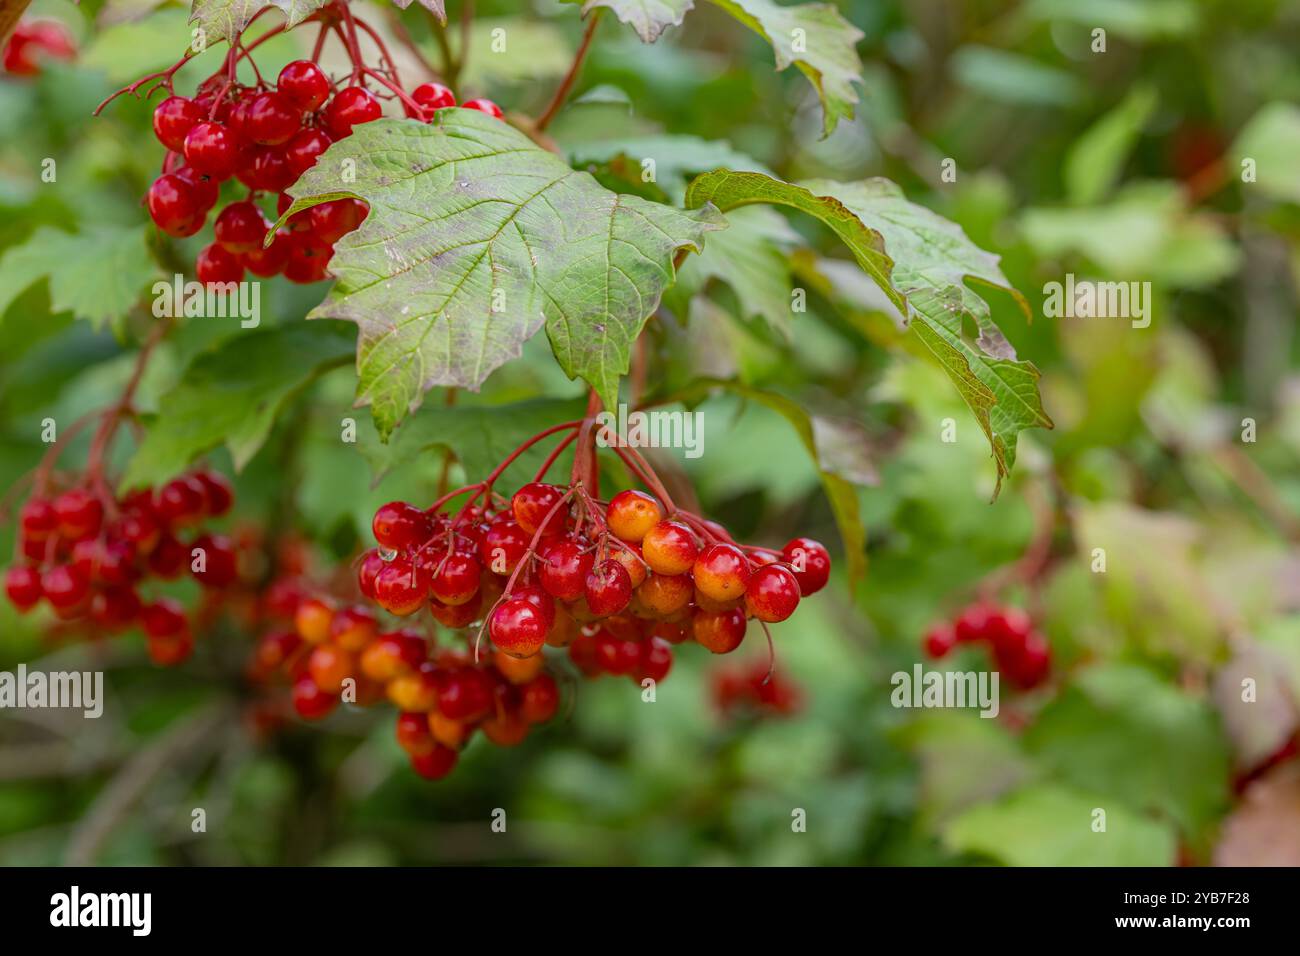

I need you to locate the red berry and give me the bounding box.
[148,533,188,579]
[173,165,219,211]
[374,560,425,616]
[156,477,205,523]
[245,90,301,145]
[142,598,188,638]
[436,667,493,721]
[462,98,503,119]
[4,566,42,610]
[635,636,674,684]
[237,145,295,192]
[744,564,801,623]
[243,230,292,277]
[585,559,633,617]
[521,673,559,723]
[148,633,194,666]
[307,198,367,244]
[91,587,141,631]
[781,537,830,595]
[923,623,957,659]
[372,501,430,551]
[693,543,750,603]
[191,533,238,587]
[636,571,694,616]
[985,606,1033,653]
[410,744,458,780]
[213,200,269,253]
[641,520,698,576]
[356,548,386,599]
[330,604,378,651]
[538,538,593,602]
[195,242,245,284]
[478,518,530,575]
[511,481,566,536]
[606,490,664,543]
[41,565,88,610]
[284,127,332,177]
[19,496,57,540]
[277,60,331,111]
[953,602,994,643]
[396,711,436,756]
[146,173,204,236]
[53,489,103,539]
[411,82,456,114]
[292,675,337,720]
[153,96,203,151]
[191,470,234,516]
[429,553,482,606]
[693,607,747,654]
[282,238,332,283]
[183,121,245,177]
[489,598,549,658]
[325,86,382,138]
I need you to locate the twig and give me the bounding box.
[535,9,602,133]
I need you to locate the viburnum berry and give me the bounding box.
[283,239,333,284]
[538,537,592,602]
[374,560,425,616]
[429,552,482,606]
[635,637,674,684]
[410,743,458,780]
[243,230,292,277]
[4,566,42,611]
[511,482,566,536]
[520,673,559,723]
[693,543,750,603]
[277,59,331,111]
[744,564,800,623]
[240,145,295,192]
[245,90,301,145]
[308,644,354,694]
[325,86,382,138]
[923,623,956,658]
[436,667,493,722]
[183,121,245,177]
[192,469,233,516]
[636,571,694,616]
[356,548,386,599]
[412,82,456,113]
[641,520,698,575]
[153,95,204,151]
[213,201,269,253]
[479,518,530,575]
[173,165,219,211]
[195,242,244,284]
[191,533,238,587]
[372,501,429,551]
[146,173,204,236]
[148,533,188,579]
[693,607,747,654]
[585,559,633,617]
[294,596,335,644]
[606,490,664,543]
[142,598,187,638]
[53,489,103,539]
[386,662,440,712]
[284,127,332,177]
[292,675,337,720]
[307,198,367,244]
[782,537,831,595]
[490,597,549,658]
[462,98,503,119]
[20,496,58,540]
[3,20,75,76]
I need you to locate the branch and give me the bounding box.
[535,9,602,133]
[0,0,32,48]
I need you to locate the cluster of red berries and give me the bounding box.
[923,602,1050,689]
[4,470,237,664]
[359,482,830,674]
[248,582,558,780]
[143,55,502,285]
[2,19,75,76]
[711,660,803,719]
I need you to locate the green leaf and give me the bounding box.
[950,46,1085,108]
[1232,102,1300,205]
[1023,664,1232,838]
[570,0,694,43]
[0,226,161,330]
[705,0,864,137]
[121,322,355,487]
[664,205,799,332]
[944,783,1178,866]
[569,134,774,203]
[361,397,589,485]
[1064,85,1157,205]
[1026,0,1200,41]
[458,18,572,89]
[685,171,1052,492]
[660,378,869,584]
[277,113,723,439]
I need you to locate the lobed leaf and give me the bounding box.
[277,112,723,439]
[685,170,1053,494]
